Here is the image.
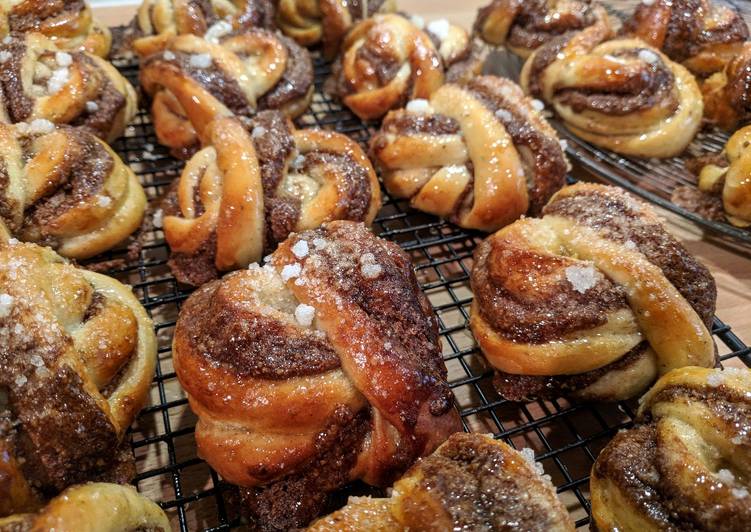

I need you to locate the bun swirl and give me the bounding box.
[309,433,575,532]
[470,183,717,402]
[162,111,381,286]
[622,0,749,77]
[695,125,751,228]
[139,30,313,158]
[329,14,484,120]
[0,0,111,57]
[131,0,275,56]
[0,33,136,143]
[0,482,170,532]
[0,241,156,515]
[0,122,146,260]
[474,0,612,59]
[276,0,396,58]
[522,36,703,158]
[591,366,751,532]
[370,76,567,232]
[173,221,460,529]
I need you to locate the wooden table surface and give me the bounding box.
[97,0,751,348]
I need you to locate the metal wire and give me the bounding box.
[103,53,751,531]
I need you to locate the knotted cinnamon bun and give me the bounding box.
[0,240,157,515]
[173,221,461,529]
[370,76,567,232]
[470,183,717,402]
[0,0,111,57]
[692,126,751,228]
[0,482,170,531]
[131,0,275,57]
[622,0,749,77]
[139,30,313,158]
[474,0,612,59]
[701,44,751,130]
[309,432,575,531]
[0,122,146,260]
[276,0,396,58]
[329,14,484,120]
[162,112,381,286]
[522,36,703,158]
[591,366,751,532]
[0,32,137,143]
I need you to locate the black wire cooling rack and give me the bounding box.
[98,54,751,531]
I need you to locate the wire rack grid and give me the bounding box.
[99,53,751,531]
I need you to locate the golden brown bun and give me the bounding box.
[131,0,274,57]
[0,482,170,532]
[0,123,145,260]
[474,0,613,59]
[329,14,483,120]
[370,75,567,232]
[591,366,751,532]
[0,0,111,57]
[695,125,751,228]
[521,36,703,158]
[162,111,381,286]
[0,240,156,515]
[309,433,574,531]
[470,183,717,402]
[0,33,136,143]
[173,221,461,529]
[138,30,313,158]
[276,0,396,58]
[622,0,749,77]
[701,44,751,130]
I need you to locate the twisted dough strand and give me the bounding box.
[591,366,751,532]
[522,37,703,158]
[0,241,156,515]
[0,33,136,143]
[0,482,170,532]
[470,183,716,401]
[309,433,574,531]
[276,0,396,58]
[139,30,313,158]
[370,76,567,232]
[0,123,146,260]
[0,0,112,57]
[163,112,381,285]
[173,221,460,528]
[474,0,613,59]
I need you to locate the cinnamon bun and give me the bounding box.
[0,0,111,57]
[0,32,137,143]
[474,0,613,59]
[701,44,751,130]
[0,239,157,515]
[162,111,381,286]
[276,0,396,58]
[0,482,170,532]
[370,76,567,232]
[692,125,751,228]
[329,14,485,120]
[470,183,717,402]
[622,0,749,78]
[139,30,313,158]
[591,366,751,532]
[522,36,703,158]
[173,221,460,529]
[309,433,574,531]
[0,121,146,260]
[131,0,275,57]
